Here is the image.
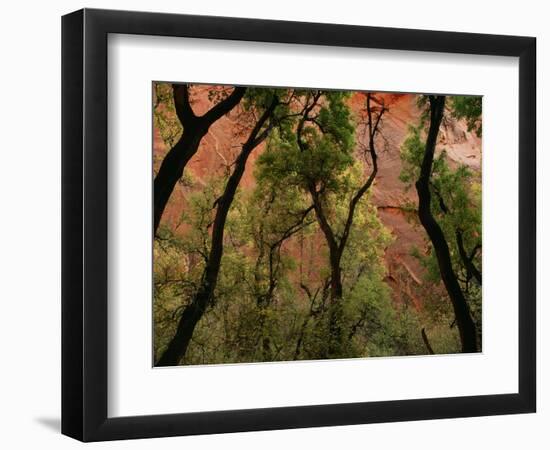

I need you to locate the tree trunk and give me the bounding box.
[329,255,344,300]
[156,98,277,366]
[153,85,246,235]
[326,246,345,357]
[415,96,478,353]
[308,190,345,357]
[154,124,206,234]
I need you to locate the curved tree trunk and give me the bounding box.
[156,97,278,366]
[153,84,246,235]
[154,125,206,234]
[415,96,478,353]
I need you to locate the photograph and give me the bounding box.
[152,83,483,367]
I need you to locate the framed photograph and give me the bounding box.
[61,8,536,442]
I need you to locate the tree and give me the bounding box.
[153,83,246,235]
[156,90,292,366]
[256,91,387,358]
[253,144,396,361]
[405,95,478,353]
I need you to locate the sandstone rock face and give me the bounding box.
[153,86,481,307]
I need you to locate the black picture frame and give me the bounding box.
[61,8,536,442]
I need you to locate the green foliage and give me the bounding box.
[398,125,424,186]
[153,177,224,361]
[256,91,355,194]
[451,96,482,137]
[153,83,183,152]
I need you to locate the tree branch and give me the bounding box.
[202,86,247,124]
[421,328,435,355]
[456,229,482,285]
[338,93,383,253]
